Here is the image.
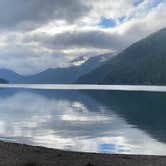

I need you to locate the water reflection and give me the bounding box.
[0,88,166,155]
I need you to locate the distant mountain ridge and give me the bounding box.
[78,27,166,85]
[0,54,113,83]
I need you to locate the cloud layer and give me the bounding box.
[0,0,165,75]
[0,0,90,30]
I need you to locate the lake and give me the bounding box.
[0,85,166,155]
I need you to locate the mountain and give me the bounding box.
[0,78,8,83]
[71,56,89,66]
[0,69,22,83]
[77,27,166,85]
[0,54,112,83]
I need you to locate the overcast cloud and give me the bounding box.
[0,0,90,30]
[0,0,165,75]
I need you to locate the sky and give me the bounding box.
[0,0,165,75]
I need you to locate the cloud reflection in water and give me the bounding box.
[0,89,166,155]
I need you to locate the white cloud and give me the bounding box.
[0,0,165,74]
[0,45,72,75]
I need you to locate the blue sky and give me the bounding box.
[97,0,164,29]
[98,17,117,28]
[134,0,163,8]
[150,0,164,8]
[133,0,145,7]
[98,15,127,28]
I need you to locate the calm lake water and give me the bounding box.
[0,86,166,155]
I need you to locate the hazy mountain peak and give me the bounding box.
[71,56,89,66]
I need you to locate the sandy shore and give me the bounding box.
[0,141,166,166]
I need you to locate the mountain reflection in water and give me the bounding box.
[0,88,166,155]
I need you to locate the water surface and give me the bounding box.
[0,87,166,155]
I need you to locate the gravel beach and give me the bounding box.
[0,141,166,166]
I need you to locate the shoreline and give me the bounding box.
[1,84,166,92]
[0,141,166,166]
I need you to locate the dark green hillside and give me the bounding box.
[78,27,166,85]
[0,78,8,83]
